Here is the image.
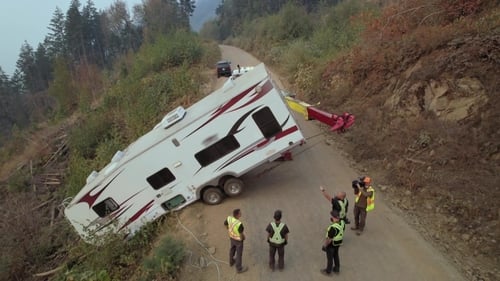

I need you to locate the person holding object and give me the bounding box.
[351,176,375,235]
[320,186,350,227]
[320,210,344,276]
[265,210,289,271]
[224,208,248,273]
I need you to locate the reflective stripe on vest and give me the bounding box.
[269,222,285,244]
[337,199,347,218]
[227,216,242,241]
[326,221,344,244]
[355,186,375,212]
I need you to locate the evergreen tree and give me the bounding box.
[65,0,84,62]
[139,0,184,41]
[0,67,12,96]
[103,0,141,64]
[34,43,52,91]
[10,70,24,94]
[46,7,66,59]
[179,0,196,28]
[16,41,36,93]
[82,0,105,65]
[214,0,325,40]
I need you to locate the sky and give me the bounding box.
[0,0,218,77]
[0,1,141,76]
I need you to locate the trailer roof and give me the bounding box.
[81,63,269,188]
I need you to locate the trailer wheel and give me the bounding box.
[223,178,244,197]
[202,187,224,205]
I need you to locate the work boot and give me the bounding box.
[320,269,331,276]
[237,266,248,273]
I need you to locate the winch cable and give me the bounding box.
[175,212,225,281]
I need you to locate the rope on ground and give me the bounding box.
[175,212,226,281]
[305,131,326,140]
[184,250,222,280]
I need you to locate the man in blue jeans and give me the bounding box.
[321,211,344,276]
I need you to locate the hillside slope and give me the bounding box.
[313,22,500,281]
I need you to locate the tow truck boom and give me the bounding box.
[283,95,355,133]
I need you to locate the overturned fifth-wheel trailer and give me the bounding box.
[63,63,305,243]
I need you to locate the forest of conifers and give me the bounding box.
[0,0,196,145]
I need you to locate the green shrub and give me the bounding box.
[59,269,112,281]
[7,168,30,192]
[276,3,313,41]
[141,236,185,280]
[310,0,369,57]
[132,31,203,78]
[56,220,165,281]
[200,40,221,68]
[65,152,94,196]
[93,132,126,168]
[68,114,114,159]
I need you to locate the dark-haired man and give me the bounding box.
[224,208,248,273]
[265,210,290,271]
[321,211,344,276]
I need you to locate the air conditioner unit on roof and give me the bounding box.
[155,106,186,129]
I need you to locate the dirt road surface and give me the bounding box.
[171,45,466,281]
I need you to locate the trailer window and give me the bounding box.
[92,198,119,218]
[252,106,282,138]
[195,135,240,167]
[147,168,176,190]
[161,194,186,210]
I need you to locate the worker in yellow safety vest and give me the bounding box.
[224,208,248,273]
[320,211,344,276]
[351,176,375,235]
[320,186,351,227]
[266,210,290,271]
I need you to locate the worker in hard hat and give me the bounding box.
[351,176,375,235]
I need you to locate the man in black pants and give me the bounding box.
[320,186,350,227]
[266,210,290,271]
[321,211,344,276]
[224,208,248,273]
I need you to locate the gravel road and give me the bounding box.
[172,45,466,281]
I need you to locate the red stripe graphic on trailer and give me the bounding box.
[184,81,261,139]
[92,188,148,232]
[108,187,147,219]
[77,169,124,208]
[215,125,299,171]
[228,80,273,113]
[119,200,155,231]
[95,204,133,232]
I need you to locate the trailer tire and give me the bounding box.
[202,187,224,205]
[223,178,244,197]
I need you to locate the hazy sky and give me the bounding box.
[0,0,141,76]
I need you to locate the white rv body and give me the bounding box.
[64,63,305,243]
